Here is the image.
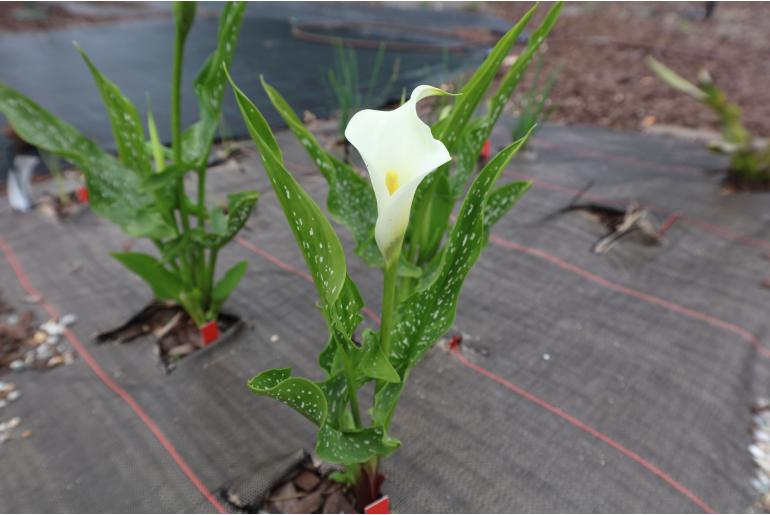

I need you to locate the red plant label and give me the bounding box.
[364,496,390,514]
[480,139,491,160]
[199,321,220,346]
[76,186,89,204]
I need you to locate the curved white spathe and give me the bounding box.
[345,85,451,263]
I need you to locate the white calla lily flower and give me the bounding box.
[345,85,452,263]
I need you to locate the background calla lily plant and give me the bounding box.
[225,1,560,506]
[0,1,256,330]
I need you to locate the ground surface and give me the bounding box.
[1,120,769,513]
[484,1,770,136]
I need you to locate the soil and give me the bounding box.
[722,171,770,193]
[261,457,358,514]
[0,2,166,32]
[482,2,770,137]
[0,301,75,374]
[95,301,241,371]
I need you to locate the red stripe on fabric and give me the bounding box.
[0,238,227,514]
[657,212,683,237]
[234,236,381,324]
[489,235,770,357]
[449,344,716,513]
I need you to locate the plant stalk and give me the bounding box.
[341,346,363,428]
[377,252,400,392]
[171,26,191,234]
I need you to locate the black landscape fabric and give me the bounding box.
[0,1,502,177]
[0,122,768,513]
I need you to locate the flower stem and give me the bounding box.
[171,25,190,234]
[377,254,399,392]
[341,345,363,428]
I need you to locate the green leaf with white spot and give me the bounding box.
[433,4,537,153]
[0,83,173,239]
[316,425,400,465]
[76,44,151,176]
[182,1,246,166]
[228,71,347,309]
[459,2,563,179]
[261,78,381,267]
[192,191,258,248]
[249,369,328,426]
[484,180,532,235]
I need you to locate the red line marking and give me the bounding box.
[0,238,227,514]
[234,235,312,283]
[449,342,716,514]
[504,169,770,252]
[234,236,381,324]
[657,212,683,237]
[489,235,770,357]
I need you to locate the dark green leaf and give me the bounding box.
[316,425,399,465]
[183,1,246,165]
[434,4,537,152]
[353,330,400,384]
[76,45,151,176]
[261,78,381,267]
[0,83,173,239]
[228,71,347,309]
[111,252,183,300]
[248,369,327,426]
[192,191,258,248]
[484,180,532,234]
[212,260,248,302]
[141,163,191,191]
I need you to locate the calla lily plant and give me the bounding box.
[261,2,563,306]
[225,1,561,505]
[0,2,256,329]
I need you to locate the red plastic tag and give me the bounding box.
[364,496,390,514]
[199,320,220,346]
[76,186,89,204]
[480,139,491,160]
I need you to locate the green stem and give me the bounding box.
[171,26,190,233]
[377,253,400,392]
[204,247,219,314]
[197,162,207,228]
[341,346,363,428]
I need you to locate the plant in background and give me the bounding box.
[262,2,562,303]
[0,2,255,329]
[512,53,562,146]
[38,150,69,207]
[647,56,770,187]
[225,1,561,507]
[327,40,400,162]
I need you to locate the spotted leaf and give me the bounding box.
[0,84,172,239]
[373,133,531,426]
[261,78,381,267]
[248,369,328,426]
